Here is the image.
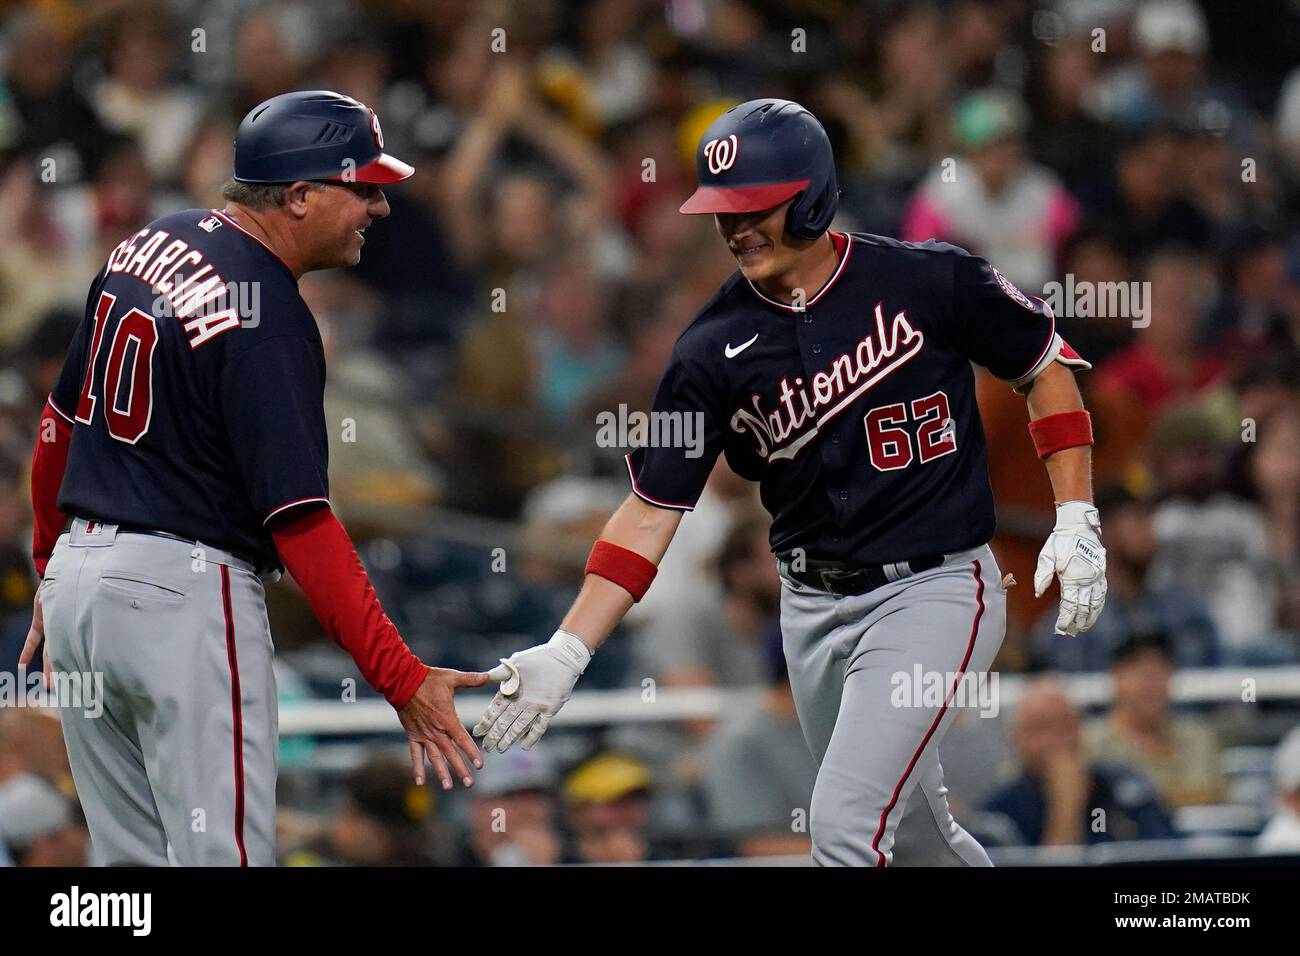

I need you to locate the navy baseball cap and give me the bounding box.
[680,98,838,239]
[234,90,415,185]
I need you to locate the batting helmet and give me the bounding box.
[679,98,839,240]
[233,90,414,185]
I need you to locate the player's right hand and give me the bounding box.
[473,629,592,754]
[1034,500,1107,637]
[397,667,490,790]
[18,580,52,691]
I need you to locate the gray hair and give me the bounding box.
[219,179,324,210]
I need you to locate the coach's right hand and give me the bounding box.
[398,667,490,790]
[18,581,52,691]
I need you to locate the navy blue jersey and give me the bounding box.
[627,231,1089,563]
[50,208,329,568]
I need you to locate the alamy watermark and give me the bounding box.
[151,278,262,329]
[1,668,103,718]
[1042,275,1150,328]
[595,404,706,458]
[890,665,999,718]
[50,886,151,936]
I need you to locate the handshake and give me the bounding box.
[398,629,591,790]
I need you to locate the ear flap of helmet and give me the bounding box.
[785,178,840,241]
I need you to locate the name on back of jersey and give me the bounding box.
[102,224,248,349]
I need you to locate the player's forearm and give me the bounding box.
[559,493,683,652]
[559,576,636,653]
[1038,445,1091,504]
[1026,364,1093,503]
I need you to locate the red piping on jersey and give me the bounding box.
[623,453,695,512]
[868,559,985,867]
[744,231,852,312]
[264,496,332,525]
[220,565,249,867]
[1008,296,1058,383]
[46,395,75,425]
[210,209,296,277]
[1056,338,1091,370]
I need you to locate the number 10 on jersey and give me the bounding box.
[75,291,160,444]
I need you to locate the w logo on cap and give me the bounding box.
[679,98,837,239]
[369,109,385,149]
[703,134,739,174]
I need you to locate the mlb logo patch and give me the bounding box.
[198,216,222,233]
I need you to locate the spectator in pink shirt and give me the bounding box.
[901,89,1080,291]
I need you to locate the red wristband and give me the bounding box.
[1028,410,1093,459]
[585,540,658,602]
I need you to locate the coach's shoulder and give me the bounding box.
[204,280,321,367]
[134,207,207,230]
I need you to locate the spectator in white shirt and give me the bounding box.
[1258,727,1300,854]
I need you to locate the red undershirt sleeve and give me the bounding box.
[31,399,73,577]
[271,504,428,709]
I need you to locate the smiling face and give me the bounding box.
[300,180,391,269]
[714,198,812,282]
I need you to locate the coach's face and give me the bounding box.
[715,198,805,281]
[297,181,391,269]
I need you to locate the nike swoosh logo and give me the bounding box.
[725,334,759,358]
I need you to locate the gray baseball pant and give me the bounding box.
[779,544,1006,867]
[41,518,278,866]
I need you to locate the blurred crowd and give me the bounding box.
[2,0,1300,864]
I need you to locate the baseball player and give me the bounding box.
[475,99,1107,866]
[20,90,487,867]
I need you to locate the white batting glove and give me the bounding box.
[473,629,592,753]
[1034,500,1107,637]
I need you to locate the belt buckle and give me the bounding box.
[818,568,842,595]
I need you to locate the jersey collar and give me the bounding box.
[210,209,297,279]
[743,230,852,313]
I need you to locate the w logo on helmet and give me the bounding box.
[703,134,739,175]
[369,109,385,149]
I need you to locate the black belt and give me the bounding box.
[64,517,268,574]
[781,553,944,596]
